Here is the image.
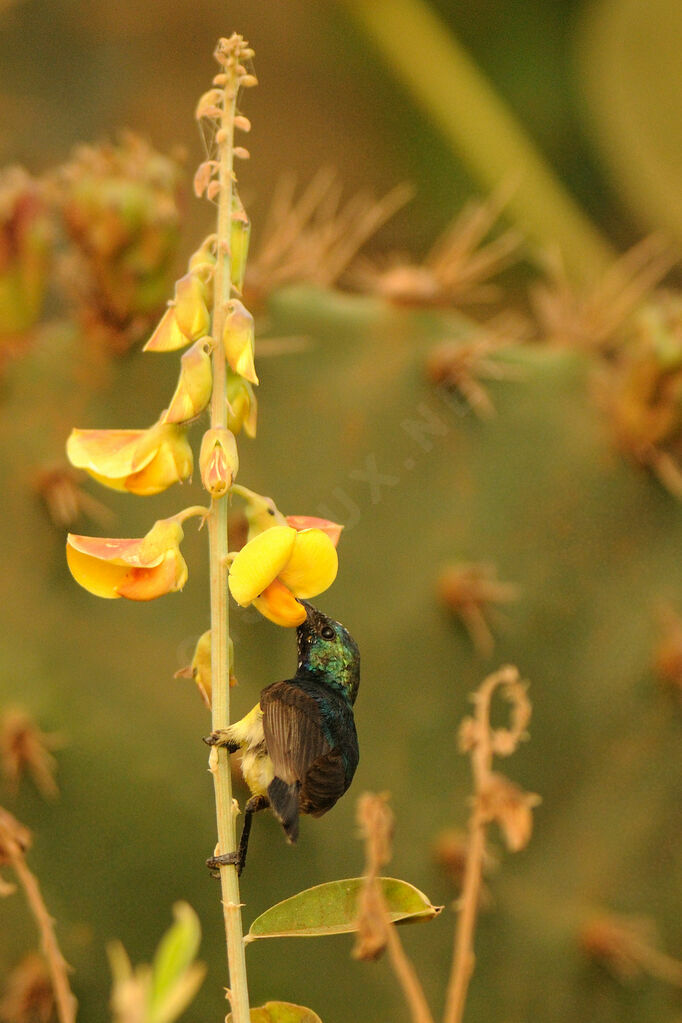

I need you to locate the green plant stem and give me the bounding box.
[340,0,614,283]
[207,39,250,1023]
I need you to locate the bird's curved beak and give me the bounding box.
[298,599,315,620]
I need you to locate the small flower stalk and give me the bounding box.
[63,35,349,1023]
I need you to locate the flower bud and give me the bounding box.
[162,337,214,424]
[230,195,250,292]
[188,235,216,305]
[144,272,210,352]
[200,427,238,496]
[173,272,211,340]
[223,298,258,384]
[227,370,257,437]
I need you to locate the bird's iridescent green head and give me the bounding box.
[296,602,360,704]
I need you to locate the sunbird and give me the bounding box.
[205,601,360,875]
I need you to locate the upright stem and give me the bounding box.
[207,38,250,1023]
[443,807,486,1023]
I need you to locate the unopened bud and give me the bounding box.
[223,298,257,384]
[200,427,239,497]
[230,196,250,291]
[173,272,211,341]
[227,372,257,437]
[195,88,223,120]
[163,337,214,424]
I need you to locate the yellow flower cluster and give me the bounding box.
[65,238,341,624]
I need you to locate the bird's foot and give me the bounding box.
[206,851,242,878]
[202,730,237,751]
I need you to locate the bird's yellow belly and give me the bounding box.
[226,703,274,798]
[241,746,274,797]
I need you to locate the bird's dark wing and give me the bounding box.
[260,680,330,785]
[301,747,350,817]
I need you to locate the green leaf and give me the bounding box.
[150,901,201,1007]
[245,877,442,942]
[227,1002,322,1022]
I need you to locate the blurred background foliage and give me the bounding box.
[1,1,681,1022]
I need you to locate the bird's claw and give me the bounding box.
[203,730,229,747]
[206,851,242,878]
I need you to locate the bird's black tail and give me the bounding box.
[268,778,300,843]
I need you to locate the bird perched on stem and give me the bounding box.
[205,601,360,875]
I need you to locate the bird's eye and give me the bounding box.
[321,625,335,640]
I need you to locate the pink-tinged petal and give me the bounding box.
[143,306,192,352]
[66,428,155,478]
[228,525,297,606]
[278,529,338,599]
[252,580,306,627]
[286,516,344,547]
[66,533,157,566]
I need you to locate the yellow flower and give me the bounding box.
[66,419,192,496]
[162,337,214,424]
[228,525,338,626]
[66,517,188,601]
[143,271,211,352]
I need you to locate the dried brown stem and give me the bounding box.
[580,911,682,986]
[354,793,434,1023]
[0,809,76,1023]
[443,666,535,1023]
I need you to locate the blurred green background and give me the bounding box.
[1,1,681,1022]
